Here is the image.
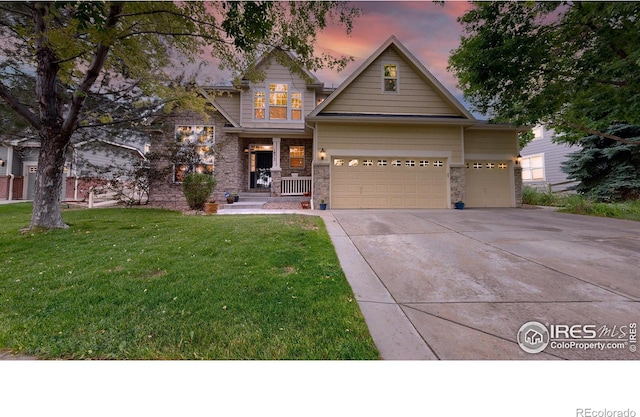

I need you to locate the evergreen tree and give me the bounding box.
[562,125,640,201]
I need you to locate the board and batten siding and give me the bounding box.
[323,47,461,116]
[317,123,463,163]
[240,60,315,129]
[464,129,518,156]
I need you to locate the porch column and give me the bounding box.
[271,137,282,196]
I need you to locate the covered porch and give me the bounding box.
[238,136,315,197]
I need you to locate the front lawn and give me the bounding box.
[0,204,379,359]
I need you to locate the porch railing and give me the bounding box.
[281,176,312,196]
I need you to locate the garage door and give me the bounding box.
[465,161,512,207]
[331,157,447,209]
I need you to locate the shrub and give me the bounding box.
[182,173,216,210]
[522,186,561,206]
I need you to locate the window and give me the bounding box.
[291,92,302,120]
[420,160,429,167]
[254,83,303,121]
[269,83,288,120]
[348,159,359,167]
[377,159,387,166]
[434,161,444,167]
[383,64,398,92]
[486,163,495,169]
[521,154,545,181]
[498,163,508,170]
[333,158,344,166]
[473,162,482,169]
[392,160,402,167]
[174,125,215,182]
[363,159,374,166]
[254,91,265,119]
[289,146,304,168]
[406,160,415,167]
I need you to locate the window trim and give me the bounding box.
[521,153,546,182]
[289,145,305,169]
[382,63,399,94]
[173,124,215,183]
[253,82,303,122]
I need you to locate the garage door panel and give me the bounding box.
[331,156,447,209]
[465,161,512,207]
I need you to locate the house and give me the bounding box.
[0,136,147,202]
[149,36,523,209]
[520,125,579,192]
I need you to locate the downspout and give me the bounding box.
[8,174,14,201]
[73,147,79,201]
[6,146,14,200]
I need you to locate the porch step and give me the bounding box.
[223,193,269,209]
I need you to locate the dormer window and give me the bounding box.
[383,64,398,93]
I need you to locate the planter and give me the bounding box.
[204,202,218,214]
[319,203,327,210]
[454,202,465,210]
[233,195,239,202]
[301,201,311,209]
[226,197,234,204]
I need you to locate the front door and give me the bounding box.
[250,150,273,190]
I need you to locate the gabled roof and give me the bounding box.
[308,35,475,120]
[198,87,241,128]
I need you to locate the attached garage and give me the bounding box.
[331,156,448,209]
[465,161,513,207]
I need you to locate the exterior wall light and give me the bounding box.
[516,153,522,165]
[319,148,326,160]
[0,158,4,167]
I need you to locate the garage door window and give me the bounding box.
[333,158,344,166]
[348,159,359,167]
[420,160,429,167]
[405,160,415,167]
[434,161,444,167]
[377,160,387,166]
[363,159,373,166]
[486,163,495,169]
[392,160,402,167]
[498,163,508,169]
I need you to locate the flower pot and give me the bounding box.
[204,202,218,214]
[301,201,311,209]
[226,197,234,204]
[234,195,239,202]
[454,202,465,210]
[319,203,327,210]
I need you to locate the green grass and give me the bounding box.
[0,203,379,359]
[522,186,640,221]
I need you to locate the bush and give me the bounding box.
[522,186,561,206]
[182,173,216,210]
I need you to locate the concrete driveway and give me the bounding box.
[324,208,640,360]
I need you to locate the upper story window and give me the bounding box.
[532,126,544,140]
[383,64,398,93]
[173,125,215,183]
[253,83,303,121]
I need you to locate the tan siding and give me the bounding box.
[214,93,240,124]
[323,48,461,116]
[240,60,313,129]
[465,130,518,155]
[317,123,462,162]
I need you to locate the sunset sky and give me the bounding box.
[314,1,472,98]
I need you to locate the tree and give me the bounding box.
[448,2,640,147]
[0,1,359,229]
[562,124,640,202]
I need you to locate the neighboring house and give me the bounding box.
[0,136,147,201]
[520,125,580,192]
[149,36,524,209]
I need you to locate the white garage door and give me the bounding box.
[331,157,448,209]
[465,161,512,207]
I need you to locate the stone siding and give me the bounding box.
[312,163,330,208]
[450,166,465,207]
[514,165,523,207]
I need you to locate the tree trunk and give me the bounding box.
[30,132,70,229]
